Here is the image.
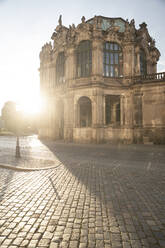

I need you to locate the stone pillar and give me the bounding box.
[120,95,125,126]
[123,43,135,83]
[92,39,103,78]
[135,47,141,75]
[64,93,74,141]
[151,62,157,74]
[66,47,76,86]
[92,89,104,143]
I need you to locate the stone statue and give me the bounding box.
[81,16,85,23]
[58,15,62,26]
[150,38,155,47]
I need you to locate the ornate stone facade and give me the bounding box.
[39,15,165,144]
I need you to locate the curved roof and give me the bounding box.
[86,16,126,32]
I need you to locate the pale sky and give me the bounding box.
[0,0,165,113]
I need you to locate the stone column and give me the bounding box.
[123,42,135,84]
[64,92,74,141]
[92,89,104,143]
[92,39,103,79]
[65,47,76,86]
[120,95,125,126]
[134,46,141,75]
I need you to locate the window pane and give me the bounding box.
[114,44,118,50]
[103,66,106,76]
[110,66,114,77]
[110,53,114,64]
[106,43,109,49]
[116,103,120,122]
[110,43,113,50]
[106,65,109,77]
[106,53,109,64]
[104,53,106,64]
[114,53,119,64]
[114,66,119,77]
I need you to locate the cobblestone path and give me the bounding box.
[0,137,165,247]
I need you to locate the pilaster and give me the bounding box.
[92,39,103,79]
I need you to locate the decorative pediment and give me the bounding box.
[75,16,93,42]
[104,24,124,42]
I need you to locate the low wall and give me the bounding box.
[104,127,133,144]
[73,128,93,143]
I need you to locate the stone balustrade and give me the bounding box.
[133,72,165,84]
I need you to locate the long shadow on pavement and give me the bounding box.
[40,139,165,246]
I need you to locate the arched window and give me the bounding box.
[140,49,147,75]
[77,41,92,78]
[56,52,65,84]
[78,97,92,127]
[103,42,123,77]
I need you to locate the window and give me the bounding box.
[78,97,92,127]
[105,95,120,125]
[77,41,92,78]
[56,52,65,85]
[103,42,123,77]
[140,49,147,75]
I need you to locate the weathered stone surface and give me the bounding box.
[39,15,165,144]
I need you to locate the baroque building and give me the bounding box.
[39,15,165,144]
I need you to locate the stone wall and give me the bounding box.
[39,15,165,144]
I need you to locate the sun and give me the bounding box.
[17,95,43,116]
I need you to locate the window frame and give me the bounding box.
[103,42,123,78]
[140,49,147,76]
[77,96,92,128]
[76,40,92,78]
[105,95,121,126]
[56,52,65,85]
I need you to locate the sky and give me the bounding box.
[0,0,164,114]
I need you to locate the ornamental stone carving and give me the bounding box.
[124,19,135,42]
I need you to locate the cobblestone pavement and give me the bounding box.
[0,136,165,247]
[0,136,60,169]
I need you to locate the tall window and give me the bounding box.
[56,52,65,84]
[103,42,123,77]
[105,95,120,125]
[140,49,147,75]
[78,96,92,127]
[77,40,92,78]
